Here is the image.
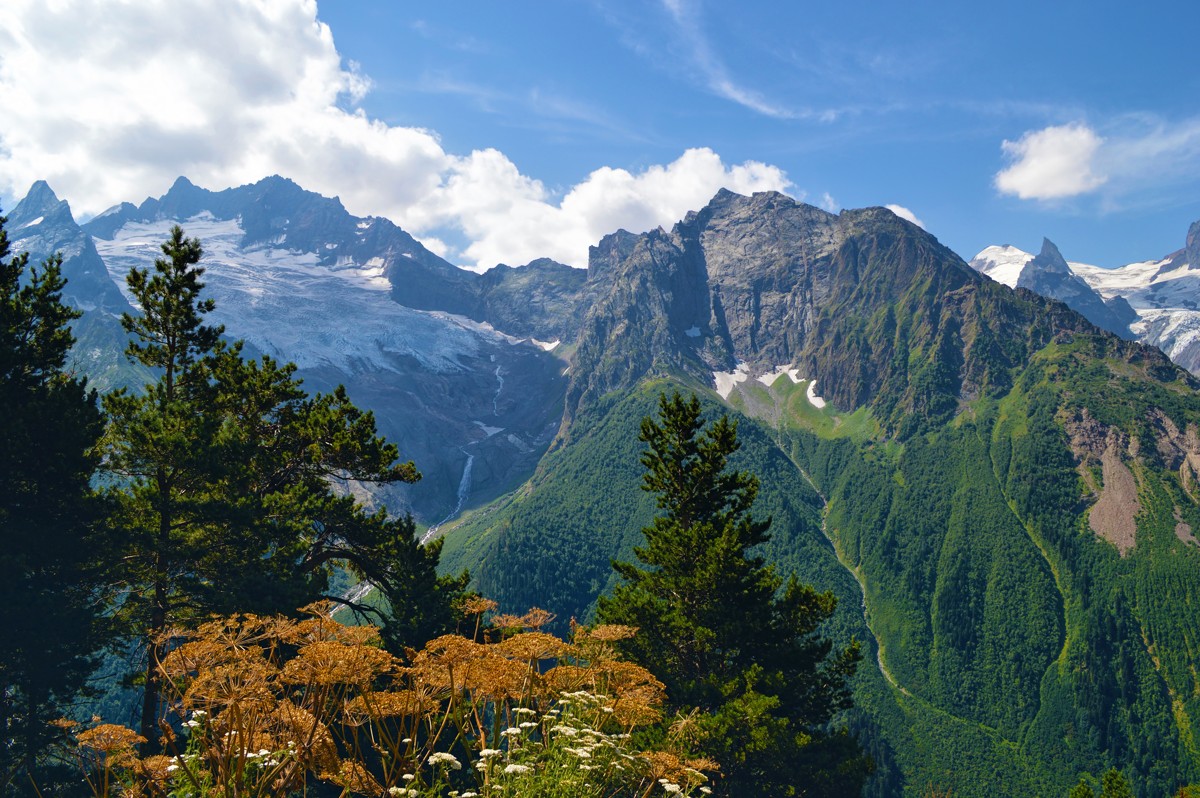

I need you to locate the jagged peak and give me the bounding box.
[1024,237,1071,275]
[9,180,73,227]
[1038,237,1065,260]
[14,179,60,211]
[168,175,196,192]
[22,179,59,206]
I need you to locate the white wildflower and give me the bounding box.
[428,752,462,770]
[503,764,531,774]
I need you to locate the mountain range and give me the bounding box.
[971,221,1200,373]
[7,176,1200,797]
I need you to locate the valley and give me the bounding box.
[8,175,1200,796]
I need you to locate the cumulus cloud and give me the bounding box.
[994,123,1107,200]
[0,0,791,270]
[884,204,924,229]
[994,119,1200,207]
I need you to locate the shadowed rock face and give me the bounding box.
[1188,219,1200,271]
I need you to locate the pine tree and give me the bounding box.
[1100,768,1134,798]
[100,226,464,747]
[597,391,866,797]
[1069,777,1096,798]
[0,213,106,792]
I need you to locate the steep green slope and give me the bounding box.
[440,376,1064,795]
[440,381,851,637]
[444,356,1200,796]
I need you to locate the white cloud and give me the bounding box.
[994,123,1107,200]
[884,204,924,229]
[452,147,791,269]
[994,119,1200,207]
[0,0,791,270]
[819,192,839,213]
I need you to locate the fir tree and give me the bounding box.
[0,213,106,792]
[597,391,866,797]
[100,226,465,747]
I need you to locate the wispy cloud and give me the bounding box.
[658,0,799,119]
[408,74,650,145]
[409,19,491,55]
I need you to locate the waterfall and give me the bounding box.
[421,448,475,544]
[492,365,503,415]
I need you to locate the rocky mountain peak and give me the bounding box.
[1007,236,1133,338]
[1187,219,1200,270]
[588,229,641,279]
[1025,238,1071,277]
[8,180,72,228]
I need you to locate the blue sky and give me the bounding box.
[2,0,1199,269]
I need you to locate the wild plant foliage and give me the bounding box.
[65,601,717,797]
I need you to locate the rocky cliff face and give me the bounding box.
[561,190,1160,435]
[474,258,589,343]
[1187,220,1200,272]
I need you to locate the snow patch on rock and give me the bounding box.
[757,366,802,386]
[807,380,827,409]
[713,362,749,399]
[474,421,504,437]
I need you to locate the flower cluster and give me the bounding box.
[68,601,716,797]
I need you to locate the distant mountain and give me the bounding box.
[5,182,148,391]
[972,221,1200,372]
[970,238,1136,339]
[19,176,569,522]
